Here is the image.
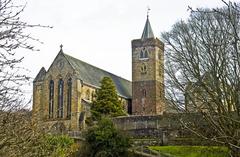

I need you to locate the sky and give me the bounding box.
[18,0,234,97]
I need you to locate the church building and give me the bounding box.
[32,15,165,132]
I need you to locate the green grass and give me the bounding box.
[148,146,229,157]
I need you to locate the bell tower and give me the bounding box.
[132,15,165,115]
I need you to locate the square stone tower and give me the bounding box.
[132,16,165,115]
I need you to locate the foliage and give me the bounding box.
[0,115,78,157]
[0,0,49,111]
[149,146,229,157]
[0,0,50,156]
[0,110,47,157]
[91,77,125,120]
[163,1,240,156]
[42,134,79,157]
[85,117,131,157]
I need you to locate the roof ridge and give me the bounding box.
[63,52,131,83]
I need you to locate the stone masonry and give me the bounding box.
[132,36,165,115]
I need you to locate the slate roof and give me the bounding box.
[141,16,154,39]
[63,53,132,99]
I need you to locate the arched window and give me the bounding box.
[58,79,64,118]
[143,89,146,98]
[67,78,72,119]
[141,63,147,74]
[49,80,54,118]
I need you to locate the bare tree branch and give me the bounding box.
[163,1,240,156]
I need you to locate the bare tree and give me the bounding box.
[0,0,51,156]
[163,1,240,156]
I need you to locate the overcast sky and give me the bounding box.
[19,0,235,96]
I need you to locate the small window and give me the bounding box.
[141,64,147,74]
[142,89,146,97]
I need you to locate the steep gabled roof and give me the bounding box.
[63,53,132,99]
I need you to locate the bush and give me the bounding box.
[85,117,131,157]
[42,134,79,157]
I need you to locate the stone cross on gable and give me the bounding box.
[59,44,63,53]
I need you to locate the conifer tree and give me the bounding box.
[91,77,124,119]
[85,117,130,157]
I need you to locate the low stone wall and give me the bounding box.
[112,114,180,145]
[112,113,206,146]
[113,113,181,131]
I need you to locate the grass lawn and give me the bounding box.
[148,146,229,157]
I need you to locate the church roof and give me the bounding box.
[141,16,154,39]
[63,53,132,99]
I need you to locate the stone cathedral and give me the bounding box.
[32,15,165,132]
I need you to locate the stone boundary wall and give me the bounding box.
[112,113,205,145]
[113,113,181,131]
[112,113,183,143]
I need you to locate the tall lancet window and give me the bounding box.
[49,80,54,118]
[67,78,72,119]
[58,79,64,118]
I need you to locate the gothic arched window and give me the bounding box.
[58,79,64,118]
[67,78,72,119]
[49,80,54,118]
